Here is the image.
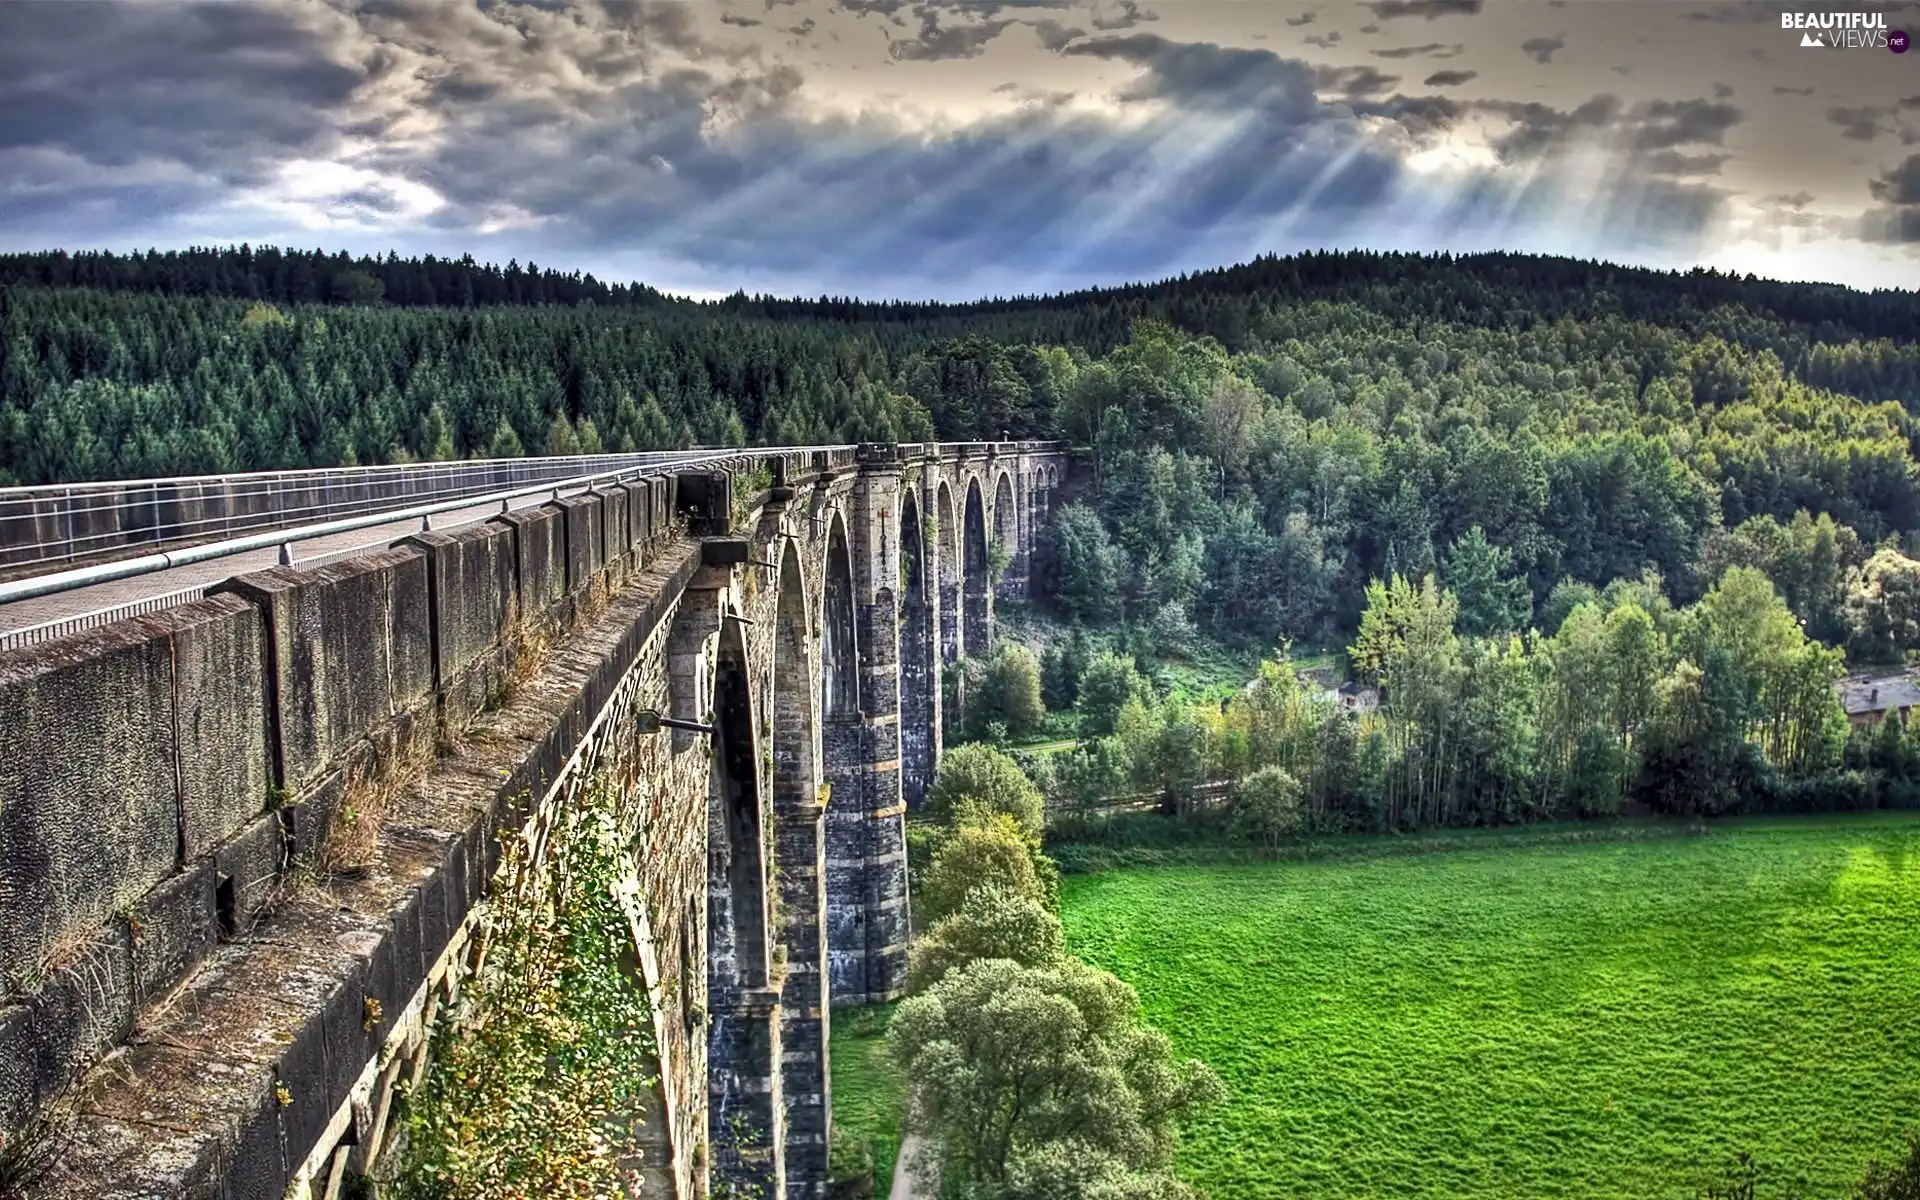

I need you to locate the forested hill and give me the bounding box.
[6,242,1920,665]
[4,244,1917,347]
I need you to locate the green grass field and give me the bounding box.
[1061,816,1920,1200]
[829,1003,905,1194]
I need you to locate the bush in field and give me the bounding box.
[1230,765,1305,847]
[906,883,1066,994]
[969,642,1045,739]
[917,811,1058,923]
[887,957,1223,1195]
[927,742,1047,836]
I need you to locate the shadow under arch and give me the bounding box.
[899,489,936,809]
[770,533,833,1189]
[936,479,961,669]
[819,508,873,1003]
[705,613,784,1192]
[962,475,990,658]
[708,614,769,998]
[822,510,859,720]
[992,469,1017,601]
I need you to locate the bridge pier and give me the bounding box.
[823,448,912,1008]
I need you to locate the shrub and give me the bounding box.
[888,957,1222,1191]
[917,811,1058,923]
[1230,765,1305,848]
[927,743,1046,836]
[969,643,1045,738]
[905,882,1066,994]
[1079,652,1149,737]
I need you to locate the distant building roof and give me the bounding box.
[1836,673,1920,716]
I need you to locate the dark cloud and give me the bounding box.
[720,13,761,27]
[889,10,1016,60]
[1869,155,1920,206]
[0,2,358,173]
[1712,83,1733,100]
[1480,95,1622,160]
[1373,42,1464,58]
[1774,85,1814,96]
[1286,11,1317,25]
[1065,34,1320,113]
[1359,22,1381,32]
[1316,65,1401,98]
[0,0,365,238]
[1368,0,1482,20]
[1033,18,1084,50]
[1644,150,1730,176]
[1089,0,1156,31]
[1861,207,1920,244]
[1423,69,1476,86]
[1630,98,1742,151]
[1521,35,1564,64]
[1351,92,1464,142]
[1684,3,1790,23]
[1828,106,1890,142]
[1305,31,1342,48]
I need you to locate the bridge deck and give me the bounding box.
[0,490,560,644]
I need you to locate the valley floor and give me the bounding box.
[1061,815,1920,1200]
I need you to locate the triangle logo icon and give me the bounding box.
[1800,30,1824,45]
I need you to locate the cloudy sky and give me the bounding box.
[1,0,1917,298]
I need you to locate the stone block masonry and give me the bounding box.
[0,442,1065,1200]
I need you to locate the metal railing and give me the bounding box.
[0,440,1068,651]
[0,450,734,572]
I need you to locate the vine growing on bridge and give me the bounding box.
[391,786,661,1199]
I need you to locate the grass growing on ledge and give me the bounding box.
[393,791,660,1198]
[1060,815,1920,1200]
[830,1003,906,1195]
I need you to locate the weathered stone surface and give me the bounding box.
[601,483,632,569]
[132,594,272,859]
[0,928,133,1141]
[214,814,287,938]
[129,857,219,1009]
[402,522,516,718]
[493,503,567,624]
[555,493,604,593]
[0,622,177,992]
[216,548,433,794]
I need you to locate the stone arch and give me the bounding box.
[708,615,769,997]
[936,479,961,668]
[962,475,990,657]
[821,503,871,1004]
[705,615,784,1192]
[992,470,1019,602]
[771,535,831,1192]
[898,490,936,809]
[821,511,858,719]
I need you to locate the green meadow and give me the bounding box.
[1060,817,1920,1200]
[829,1003,905,1194]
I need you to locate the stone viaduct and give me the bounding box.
[0,441,1068,1199]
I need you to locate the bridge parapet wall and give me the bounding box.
[0,474,683,1165]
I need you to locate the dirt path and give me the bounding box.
[888,1133,932,1200]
